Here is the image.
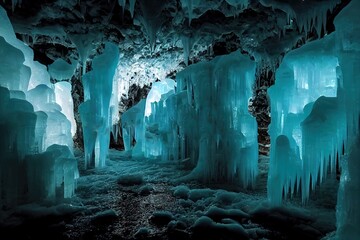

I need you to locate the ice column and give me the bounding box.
[267,34,343,205]
[79,43,119,168]
[177,51,258,186]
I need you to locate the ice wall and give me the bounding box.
[334,1,360,239]
[0,6,77,206]
[79,43,119,168]
[267,34,342,205]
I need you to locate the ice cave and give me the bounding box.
[0,0,359,239]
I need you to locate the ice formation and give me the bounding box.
[178,51,258,186]
[333,1,360,239]
[225,0,249,16]
[145,79,176,117]
[54,81,77,137]
[181,35,195,66]
[48,58,77,81]
[122,51,258,186]
[79,42,119,168]
[68,33,98,75]
[118,0,136,18]
[142,79,176,159]
[0,6,77,205]
[267,34,343,205]
[180,0,201,25]
[138,0,166,51]
[336,135,360,239]
[121,99,146,153]
[260,0,340,37]
[0,6,51,91]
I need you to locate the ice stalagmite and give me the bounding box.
[79,43,119,168]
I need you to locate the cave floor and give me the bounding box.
[0,150,338,240]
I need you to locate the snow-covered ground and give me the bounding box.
[0,151,338,240]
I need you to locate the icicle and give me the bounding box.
[118,0,126,14]
[129,0,136,18]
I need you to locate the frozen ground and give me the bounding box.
[0,150,338,240]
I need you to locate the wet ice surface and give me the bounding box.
[0,151,338,240]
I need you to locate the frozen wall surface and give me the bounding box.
[0,6,78,206]
[177,51,258,186]
[267,34,343,205]
[334,1,360,239]
[79,43,119,168]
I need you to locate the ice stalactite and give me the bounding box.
[267,33,343,205]
[69,33,98,75]
[333,1,360,239]
[48,58,78,81]
[118,0,126,14]
[138,0,166,52]
[79,43,119,168]
[129,0,136,18]
[0,6,78,205]
[260,0,340,37]
[117,0,136,17]
[181,35,195,66]
[180,0,201,26]
[3,0,23,11]
[225,0,249,17]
